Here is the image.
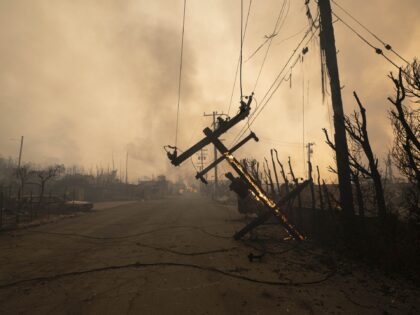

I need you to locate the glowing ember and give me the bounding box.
[225,153,305,241]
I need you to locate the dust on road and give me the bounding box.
[0,194,418,314]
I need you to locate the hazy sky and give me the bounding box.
[0,0,418,182]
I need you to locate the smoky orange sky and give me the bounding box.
[0,0,419,182]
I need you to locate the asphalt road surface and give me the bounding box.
[0,194,418,314]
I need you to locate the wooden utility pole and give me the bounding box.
[17,136,24,169]
[125,150,128,184]
[212,112,218,195]
[306,142,316,210]
[318,0,354,216]
[197,148,207,192]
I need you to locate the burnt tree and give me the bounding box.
[32,165,65,208]
[274,149,290,195]
[288,156,302,208]
[345,92,386,219]
[270,149,281,196]
[388,66,420,189]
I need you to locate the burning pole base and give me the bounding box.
[165,94,305,241]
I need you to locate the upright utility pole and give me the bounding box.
[318,0,354,216]
[17,136,24,170]
[212,112,218,195]
[306,142,316,209]
[204,111,225,197]
[200,148,204,172]
[125,151,128,185]
[197,148,207,193]
[306,142,315,180]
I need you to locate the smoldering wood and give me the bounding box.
[203,128,304,240]
[233,180,311,240]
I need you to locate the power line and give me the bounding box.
[331,0,409,65]
[274,25,308,46]
[258,137,303,146]
[332,11,406,73]
[245,0,290,64]
[174,0,187,148]
[253,0,290,93]
[240,0,244,99]
[231,31,309,146]
[227,0,253,116]
[231,26,318,146]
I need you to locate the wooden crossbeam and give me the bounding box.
[195,131,258,184]
[233,180,311,240]
[168,95,253,166]
[203,127,305,241]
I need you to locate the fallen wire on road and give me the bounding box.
[134,242,237,256]
[242,239,297,257]
[26,225,233,240]
[0,261,336,290]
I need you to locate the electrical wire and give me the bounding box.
[29,225,232,240]
[240,0,244,99]
[253,0,290,93]
[274,25,308,46]
[332,11,406,73]
[231,26,317,146]
[331,0,409,65]
[174,0,187,148]
[227,0,253,116]
[0,261,336,290]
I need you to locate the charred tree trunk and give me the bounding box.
[348,92,386,219]
[322,180,333,213]
[270,149,281,197]
[274,149,290,195]
[351,171,365,217]
[288,156,302,208]
[308,159,316,210]
[264,158,275,197]
[317,166,324,211]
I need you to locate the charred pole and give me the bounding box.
[318,0,354,215]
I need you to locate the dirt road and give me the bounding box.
[0,194,418,314]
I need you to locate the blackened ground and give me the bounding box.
[0,194,418,314]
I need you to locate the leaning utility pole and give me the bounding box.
[318,0,354,216]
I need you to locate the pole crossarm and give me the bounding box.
[195,131,258,184]
[167,94,253,166]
